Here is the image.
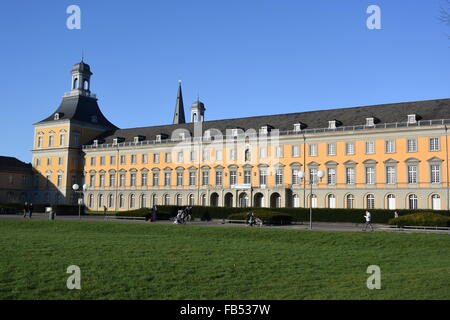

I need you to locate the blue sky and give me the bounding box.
[0,0,449,162]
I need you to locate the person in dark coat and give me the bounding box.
[151,205,158,222]
[23,202,28,218]
[28,203,33,219]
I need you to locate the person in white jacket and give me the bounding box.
[363,211,374,232]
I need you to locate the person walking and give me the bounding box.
[23,202,28,218]
[363,210,374,232]
[28,203,33,219]
[394,211,399,219]
[103,205,107,220]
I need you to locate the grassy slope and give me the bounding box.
[0,219,449,300]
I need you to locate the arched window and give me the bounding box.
[83,80,89,90]
[73,78,78,89]
[188,194,195,206]
[327,194,336,208]
[201,194,207,206]
[129,194,135,209]
[152,194,158,206]
[244,149,251,162]
[366,194,375,209]
[108,194,114,208]
[408,194,418,210]
[98,194,104,208]
[119,194,124,208]
[176,194,183,206]
[293,194,300,208]
[310,194,317,208]
[88,194,94,208]
[431,194,441,210]
[164,194,170,205]
[140,194,147,208]
[387,194,396,210]
[346,194,355,209]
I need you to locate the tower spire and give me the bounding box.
[173,80,186,124]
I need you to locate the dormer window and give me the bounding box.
[134,137,139,144]
[204,130,211,140]
[232,129,239,137]
[408,114,417,124]
[113,138,118,145]
[294,123,302,132]
[93,140,99,147]
[54,113,60,120]
[91,115,98,123]
[366,117,375,127]
[156,135,162,142]
[179,132,186,141]
[260,126,269,134]
[328,120,337,129]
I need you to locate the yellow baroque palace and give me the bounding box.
[32,61,450,211]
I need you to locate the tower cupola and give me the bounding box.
[70,60,93,96]
[191,99,205,122]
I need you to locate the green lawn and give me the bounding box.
[0,219,449,300]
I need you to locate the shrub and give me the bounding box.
[201,211,211,221]
[389,212,450,227]
[115,208,171,220]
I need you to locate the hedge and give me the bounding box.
[228,210,293,225]
[0,203,50,214]
[389,212,450,227]
[115,208,171,220]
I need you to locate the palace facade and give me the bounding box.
[32,61,450,211]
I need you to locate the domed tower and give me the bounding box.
[32,61,117,205]
[191,99,205,123]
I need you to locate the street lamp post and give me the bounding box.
[298,170,324,230]
[72,184,89,220]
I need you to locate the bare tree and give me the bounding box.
[440,0,450,26]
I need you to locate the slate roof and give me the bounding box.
[87,98,450,145]
[0,156,33,173]
[36,95,117,129]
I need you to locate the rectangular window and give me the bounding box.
[292,145,300,157]
[202,150,210,161]
[190,151,196,162]
[259,169,267,186]
[141,173,148,187]
[259,147,267,159]
[99,156,105,166]
[275,146,283,158]
[153,153,160,163]
[365,141,375,154]
[152,173,159,187]
[130,173,136,187]
[365,167,375,185]
[142,154,148,164]
[230,171,237,186]
[109,173,116,187]
[99,174,105,187]
[431,165,441,183]
[120,155,126,165]
[176,172,183,186]
[177,151,184,163]
[346,167,355,185]
[309,144,318,156]
[275,169,283,185]
[309,168,318,185]
[327,168,336,185]
[407,139,417,153]
[131,155,137,164]
[216,149,223,161]
[57,174,62,187]
[327,143,336,156]
[429,138,440,151]
[385,140,396,153]
[164,172,171,186]
[110,156,116,165]
[215,171,223,186]
[408,165,417,184]
[90,157,96,166]
[189,172,196,186]
[119,174,125,187]
[346,142,355,155]
[230,149,237,161]
[89,175,95,187]
[202,171,209,186]
[58,157,63,166]
[244,170,251,184]
[49,135,54,147]
[47,158,52,166]
[386,166,396,184]
[165,152,172,163]
[292,169,300,185]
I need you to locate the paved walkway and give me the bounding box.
[1,213,448,234]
